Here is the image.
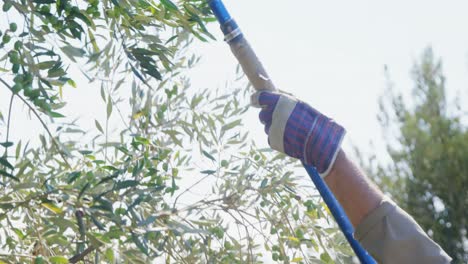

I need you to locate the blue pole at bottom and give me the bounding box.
[304,164,376,264]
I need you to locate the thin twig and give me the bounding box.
[0,253,33,258]
[0,78,72,169]
[75,210,86,255]
[68,245,96,263]
[4,94,14,157]
[172,173,213,208]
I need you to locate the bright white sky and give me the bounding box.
[189,0,468,161]
[1,0,468,164]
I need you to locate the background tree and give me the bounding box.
[360,48,467,263]
[0,0,352,263]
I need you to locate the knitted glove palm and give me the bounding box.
[252,91,345,177]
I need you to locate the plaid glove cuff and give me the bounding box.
[303,110,345,176]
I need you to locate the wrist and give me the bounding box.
[324,149,344,186]
[324,150,384,227]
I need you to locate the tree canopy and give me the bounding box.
[0,1,352,263]
[361,48,468,263]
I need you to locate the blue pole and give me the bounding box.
[208,0,232,25]
[207,0,376,263]
[304,164,376,263]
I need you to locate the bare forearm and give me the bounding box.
[324,149,383,227]
[323,149,452,263]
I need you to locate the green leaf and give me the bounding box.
[134,136,150,145]
[144,66,162,80]
[115,180,139,190]
[60,45,85,62]
[33,0,56,3]
[132,160,144,176]
[190,95,203,109]
[49,111,65,118]
[287,236,300,243]
[200,170,216,175]
[15,141,21,159]
[41,202,63,214]
[0,157,14,170]
[0,202,14,210]
[138,215,157,226]
[95,120,104,134]
[0,170,19,181]
[67,79,76,88]
[105,248,115,262]
[90,214,106,231]
[0,142,13,148]
[170,174,177,195]
[100,84,106,102]
[49,256,69,264]
[160,0,178,11]
[92,197,113,212]
[131,233,149,255]
[202,150,216,162]
[106,95,113,119]
[67,171,81,184]
[48,67,66,78]
[79,150,93,155]
[13,227,25,240]
[221,119,242,132]
[260,178,268,188]
[14,161,29,179]
[163,130,182,146]
[36,60,57,70]
[320,252,332,263]
[78,183,90,200]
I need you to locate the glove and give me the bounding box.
[251,90,346,177]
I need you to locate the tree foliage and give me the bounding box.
[362,48,467,263]
[0,0,351,263]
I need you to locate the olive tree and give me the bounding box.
[0,0,351,263]
[358,48,467,262]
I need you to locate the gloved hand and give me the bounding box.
[251,90,346,177]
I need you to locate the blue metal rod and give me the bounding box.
[208,0,232,25]
[208,0,376,263]
[304,164,376,264]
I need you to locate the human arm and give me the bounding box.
[253,91,452,263]
[324,149,382,227]
[327,150,452,263]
